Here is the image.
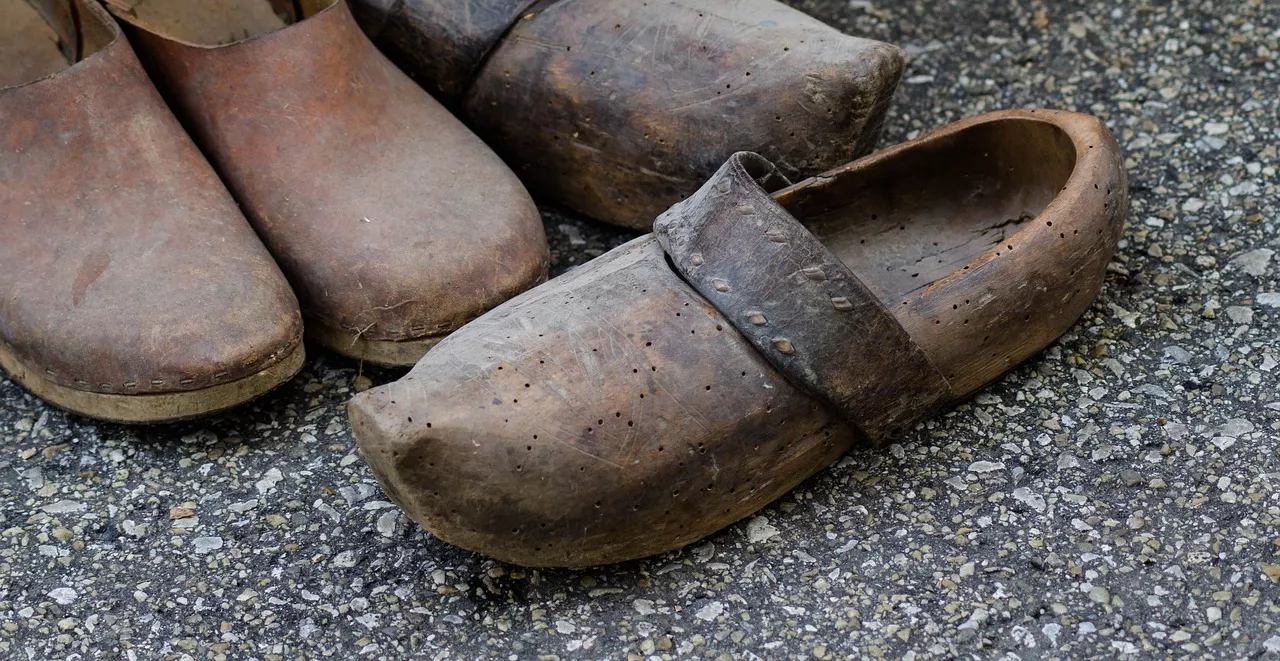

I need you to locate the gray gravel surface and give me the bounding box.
[4,0,1280,658]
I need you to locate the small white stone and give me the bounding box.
[21,467,43,491]
[228,499,259,514]
[1163,345,1193,364]
[745,517,780,544]
[1211,437,1237,451]
[41,500,85,514]
[255,468,284,494]
[339,484,376,504]
[1233,248,1274,277]
[1109,303,1139,328]
[192,537,224,554]
[968,461,1005,473]
[1229,181,1258,196]
[376,510,398,537]
[48,588,77,605]
[1225,306,1253,325]
[1214,419,1255,437]
[1012,487,1047,513]
[1132,384,1171,400]
[694,601,725,621]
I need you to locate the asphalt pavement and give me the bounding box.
[2,0,1279,658]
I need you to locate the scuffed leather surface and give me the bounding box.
[655,153,953,443]
[116,1,549,343]
[0,1,302,396]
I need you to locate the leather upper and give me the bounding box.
[111,0,549,344]
[0,1,302,395]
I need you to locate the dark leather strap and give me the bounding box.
[654,153,953,444]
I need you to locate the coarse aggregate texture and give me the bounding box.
[2,0,1280,659]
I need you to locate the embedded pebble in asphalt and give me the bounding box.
[2,1,1279,658]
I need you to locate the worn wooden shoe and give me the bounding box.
[0,0,304,423]
[104,0,550,366]
[350,0,906,229]
[349,110,1127,566]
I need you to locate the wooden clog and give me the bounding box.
[350,0,906,229]
[349,110,1128,566]
[104,0,549,366]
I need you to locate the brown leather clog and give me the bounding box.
[0,0,304,423]
[103,0,550,366]
[350,0,906,230]
[349,110,1128,567]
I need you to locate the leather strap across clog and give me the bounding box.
[655,153,954,443]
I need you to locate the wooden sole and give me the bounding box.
[307,323,443,367]
[0,343,305,424]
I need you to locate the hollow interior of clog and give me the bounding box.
[0,0,110,88]
[791,118,1077,306]
[111,0,334,45]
